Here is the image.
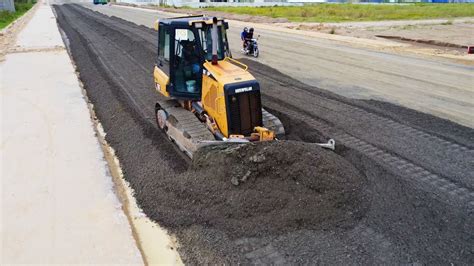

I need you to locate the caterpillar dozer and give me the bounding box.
[153,16,284,158]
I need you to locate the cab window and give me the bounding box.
[173,28,201,93]
[158,25,170,61]
[197,25,228,61]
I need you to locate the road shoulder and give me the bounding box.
[1,2,143,264]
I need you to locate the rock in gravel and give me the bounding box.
[231,170,252,186]
[249,153,266,163]
[231,175,240,186]
[241,170,251,182]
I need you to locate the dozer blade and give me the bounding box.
[158,105,286,158]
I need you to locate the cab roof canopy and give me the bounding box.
[159,15,226,27]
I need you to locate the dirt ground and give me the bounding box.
[283,19,474,55]
[117,3,290,23]
[53,4,473,264]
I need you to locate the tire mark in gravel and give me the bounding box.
[253,66,473,151]
[252,69,473,189]
[67,5,156,73]
[250,65,473,148]
[244,244,286,264]
[55,5,190,166]
[263,96,474,189]
[75,12,152,81]
[233,238,286,264]
[61,6,151,120]
[263,96,473,212]
[62,6,161,122]
[348,225,400,263]
[60,5,165,128]
[259,35,471,92]
[68,4,158,48]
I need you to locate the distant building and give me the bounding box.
[116,0,474,6]
[0,0,16,12]
[117,0,295,6]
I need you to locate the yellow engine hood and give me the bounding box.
[203,59,256,86]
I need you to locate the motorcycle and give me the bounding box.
[242,36,260,58]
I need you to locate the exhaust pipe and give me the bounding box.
[211,17,218,65]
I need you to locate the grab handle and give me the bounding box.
[224,57,248,71]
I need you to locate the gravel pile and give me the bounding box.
[144,141,367,238]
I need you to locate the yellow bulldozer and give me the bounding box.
[153,16,285,158]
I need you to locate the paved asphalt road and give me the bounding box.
[78,3,474,128]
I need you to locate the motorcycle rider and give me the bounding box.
[241,27,249,51]
[244,28,255,53]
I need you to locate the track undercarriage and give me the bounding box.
[155,99,285,158]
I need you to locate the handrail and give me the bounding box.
[224,57,248,71]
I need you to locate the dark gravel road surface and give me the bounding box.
[54,4,473,264]
[85,3,474,129]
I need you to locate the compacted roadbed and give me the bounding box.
[54,4,473,264]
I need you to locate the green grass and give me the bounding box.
[202,3,474,23]
[0,1,36,30]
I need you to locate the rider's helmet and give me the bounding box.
[249,28,254,33]
[243,27,248,32]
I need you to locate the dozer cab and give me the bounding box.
[153,16,284,157]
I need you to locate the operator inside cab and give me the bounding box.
[174,29,201,93]
[156,17,231,98]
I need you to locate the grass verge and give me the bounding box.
[0,1,36,30]
[202,3,474,23]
